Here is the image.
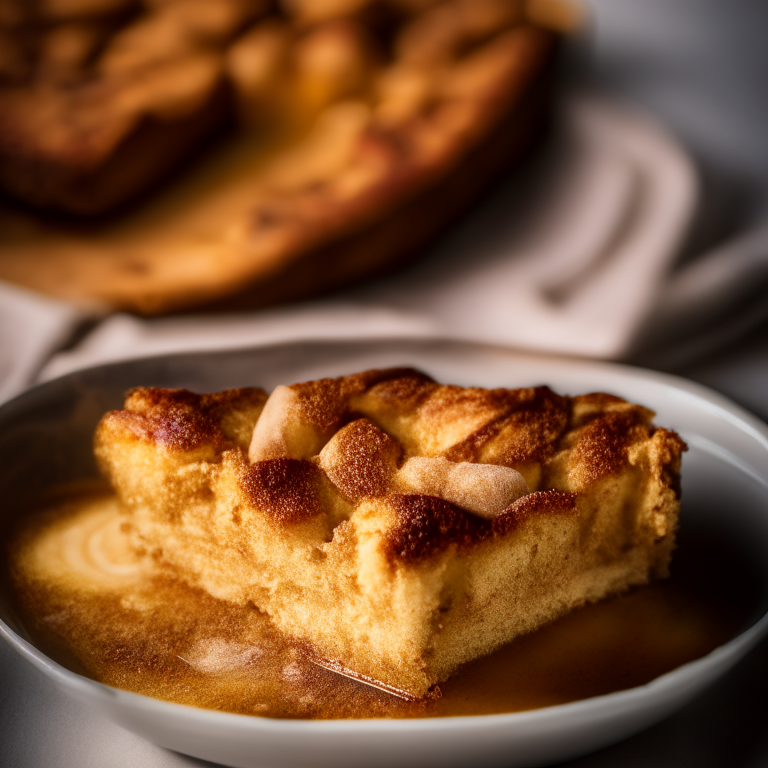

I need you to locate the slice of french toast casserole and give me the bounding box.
[95,368,686,698]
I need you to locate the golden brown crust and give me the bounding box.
[491,488,578,535]
[97,368,686,550]
[106,386,267,452]
[384,493,483,561]
[241,458,329,525]
[444,385,570,465]
[286,367,431,433]
[382,489,578,563]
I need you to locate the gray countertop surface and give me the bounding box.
[2,1,767,765]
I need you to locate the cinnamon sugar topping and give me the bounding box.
[241,458,327,525]
[318,418,401,501]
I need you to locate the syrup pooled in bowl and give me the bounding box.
[5,486,755,720]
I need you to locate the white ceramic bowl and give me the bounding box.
[2,339,767,768]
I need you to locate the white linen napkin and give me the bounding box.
[2,90,766,402]
[0,283,86,403]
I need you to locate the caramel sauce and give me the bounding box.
[4,488,755,720]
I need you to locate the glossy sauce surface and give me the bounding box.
[5,488,754,720]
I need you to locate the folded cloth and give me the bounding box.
[1,91,767,402]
